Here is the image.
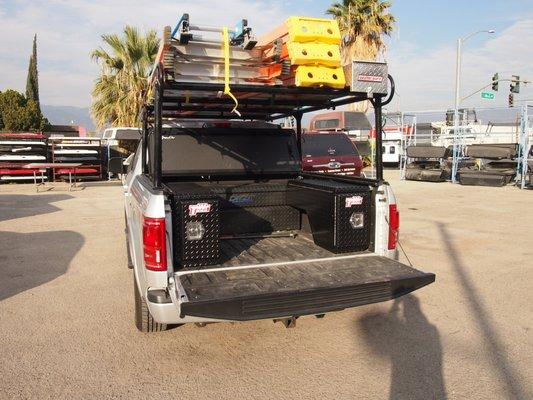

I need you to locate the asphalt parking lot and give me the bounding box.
[0,173,532,400]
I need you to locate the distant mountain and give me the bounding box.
[41,105,95,132]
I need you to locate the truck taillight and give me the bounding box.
[388,204,399,250]
[142,217,167,271]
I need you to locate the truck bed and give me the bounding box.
[214,234,365,269]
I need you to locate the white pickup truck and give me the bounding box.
[123,119,435,332]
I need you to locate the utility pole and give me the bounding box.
[451,29,495,183]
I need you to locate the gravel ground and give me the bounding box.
[0,173,531,400]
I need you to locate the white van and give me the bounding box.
[101,127,141,147]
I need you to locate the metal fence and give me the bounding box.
[390,106,531,187]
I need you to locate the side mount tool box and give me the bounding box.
[288,178,371,253]
[170,190,221,268]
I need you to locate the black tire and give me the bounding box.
[134,275,168,332]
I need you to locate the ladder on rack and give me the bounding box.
[152,14,346,92]
[141,13,395,188]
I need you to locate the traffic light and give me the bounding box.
[491,73,499,91]
[510,75,520,93]
[508,93,514,107]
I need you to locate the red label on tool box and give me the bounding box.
[357,75,383,83]
[188,203,212,216]
[345,196,364,207]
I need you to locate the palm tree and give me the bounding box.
[327,0,395,66]
[91,26,159,129]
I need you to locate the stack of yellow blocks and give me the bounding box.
[258,17,346,89]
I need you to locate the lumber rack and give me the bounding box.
[142,65,395,189]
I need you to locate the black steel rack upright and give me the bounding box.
[142,66,394,189]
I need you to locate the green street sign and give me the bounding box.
[481,92,495,99]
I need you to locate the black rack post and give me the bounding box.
[295,112,303,156]
[154,82,163,189]
[374,95,384,182]
[141,107,148,174]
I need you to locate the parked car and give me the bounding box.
[301,132,364,176]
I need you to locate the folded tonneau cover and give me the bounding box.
[177,254,434,320]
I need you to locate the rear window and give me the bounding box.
[314,119,340,130]
[115,129,141,140]
[302,134,358,157]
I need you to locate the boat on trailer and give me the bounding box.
[430,109,520,147]
[0,154,46,162]
[53,149,98,155]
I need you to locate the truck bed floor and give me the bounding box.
[188,234,364,270]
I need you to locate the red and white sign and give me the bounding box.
[357,74,383,83]
[188,202,211,216]
[345,196,364,208]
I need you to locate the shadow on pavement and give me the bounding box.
[358,295,447,400]
[437,223,530,400]
[0,194,73,223]
[0,230,84,301]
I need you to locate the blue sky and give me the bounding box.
[0,0,532,118]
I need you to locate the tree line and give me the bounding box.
[0,35,48,132]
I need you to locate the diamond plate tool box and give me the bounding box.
[348,61,388,95]
[168,181,300,236]
[288,179,371,253]
[170,190,220,268]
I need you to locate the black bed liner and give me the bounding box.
[215,235,355,268]
[178,236,435,320]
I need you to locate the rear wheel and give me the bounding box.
[134,275,168,332]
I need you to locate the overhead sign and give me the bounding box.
[481,92,495,100]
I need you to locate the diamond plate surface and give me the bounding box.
[221,206,300,235]
[288,179,371,253]
[350,61,388,95]
[335,192,371,252]
[174,199,220,268]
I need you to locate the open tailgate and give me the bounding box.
[177,255,435,321]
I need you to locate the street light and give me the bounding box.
[451,29,495,183]
[454,29,495,110]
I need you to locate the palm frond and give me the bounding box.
[327,0,395,63]
[91,26,160,129]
